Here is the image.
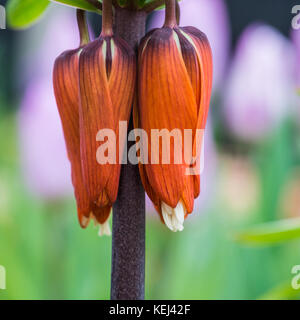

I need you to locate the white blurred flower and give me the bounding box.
[218,155,260,221]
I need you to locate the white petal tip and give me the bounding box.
[98,221,112,237]
[162,200,186,232]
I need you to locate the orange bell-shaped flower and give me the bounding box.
[78,3,136,222]
[53,6,136,234]
[136,0,213,231]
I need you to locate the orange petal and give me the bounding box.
[181,175,195,214]
[92,204,112,225]
[53,48,91,223]
[105,37,136,203]
[175,28,201,108]
[79,38,115,205]
[138,27,198,208]
[133,95,160,207]
[183,27,213,129]
[184,27,212,197]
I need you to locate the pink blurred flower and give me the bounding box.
[18,7,79,199]
[291,29,300,88]
[19,77,72,199]
[224,24,295,142]
[148,0,230,91]
[19,6,79,82]
[291,29,300,124]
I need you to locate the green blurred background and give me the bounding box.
[1,0,300,300]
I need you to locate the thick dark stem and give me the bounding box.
[111,8,147,300]
[114,9,147,51]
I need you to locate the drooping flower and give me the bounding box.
[136,0,213,232]
[78,2,136,229]
[223,24,295,142]
[53,3,135,231]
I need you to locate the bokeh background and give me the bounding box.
[1,0,300,299]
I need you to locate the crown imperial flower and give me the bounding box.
[136,0,213,231]
[53,6,136,233]
[78,16,136,216]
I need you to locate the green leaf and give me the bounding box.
[6,0,50,29]
[50,0,101,12]
[235,218,300,245]
[259,282,300,300]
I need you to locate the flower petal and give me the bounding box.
[53,48,91,225]
[138,27,198,208]
[79,38,115,205]
[105,37,136,202]
[183,27,213,129]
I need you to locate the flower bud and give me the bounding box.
[53,9,136,233]
[136,1,213,232]
[78,19,136,221]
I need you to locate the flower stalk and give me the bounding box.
[101,0,113,36]
[164,0,177,28]
[77,9,90,46]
